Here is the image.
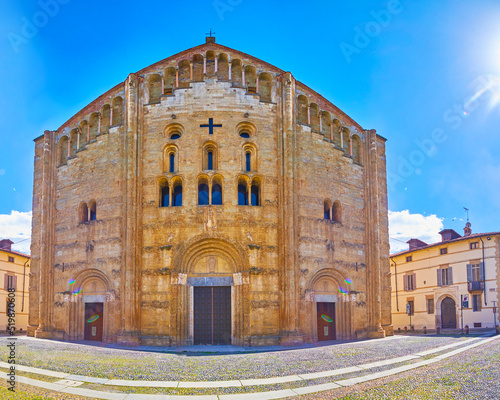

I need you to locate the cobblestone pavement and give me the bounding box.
[295,336,500,400]
[0,334,484,381]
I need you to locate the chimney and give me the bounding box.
[464,222,472,237]
[0,239,13,252]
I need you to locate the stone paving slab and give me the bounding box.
[61,386,128,400]
[297,366,360,380]
[240,375,303,386]
[106,379,178,387]
[219,389,298,399]
[292,382,341,395]
[178,380,242,388]
[65,374,110,384]
[414,337,479,356]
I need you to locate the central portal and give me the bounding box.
[194,286,231,345]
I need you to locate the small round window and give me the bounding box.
[240,131,250,138]
[170,133,181,140]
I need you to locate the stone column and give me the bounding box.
[364,129,387,338]
[278,72,303,345]
[33,130,56,339]
[116,73,143,346]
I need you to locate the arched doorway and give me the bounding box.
[171,235,250,346]
[307,268,353,341]
[441,297,457,329]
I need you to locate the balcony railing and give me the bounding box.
[467,281,485,291]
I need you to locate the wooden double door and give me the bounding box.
[84,302,103,341]
[194,286,231,345]
[317,302,336,341]
[441,297,457,329]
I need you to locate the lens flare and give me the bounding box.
[337,286,348,295]
[68,279,76,285]
[87,315,99,323]
[72,287,82,296]
[345,279,352,285]
[321,315,333,323]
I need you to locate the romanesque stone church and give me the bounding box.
[29,37,392,346]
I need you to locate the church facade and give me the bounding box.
[29,38,392,346]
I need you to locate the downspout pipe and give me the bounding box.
[22,258,29,312]
[390,256,398,311]
[479,237,487,305]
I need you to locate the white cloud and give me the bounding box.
[389,210,443,254]
[0,210,32,254]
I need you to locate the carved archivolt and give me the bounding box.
[172,234,248,274]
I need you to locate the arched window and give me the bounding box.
[324,200,332,220]
[342,127,350,154]
[202,142,218,170]
[70,129,78,157]
[251,180,261,206]
[240,131,250,138]
[242,144,257,172]
[178,60,191,88]
[59,136,68,165]
[163,145,178,173]
[238,177,248,206]
[231,59,242,86]
[149,74,162,103]
[172,180,183,206]
[164,67,176,95]
[170,153,175,173]
[164,123,185,141]
[170,132,181,140]
[332,201,342,223]
[237,122,257,139]
[206,152,212,170]
[217,53,229,81]
[245,65,256,93]
[258,72,272,102]
[332,119,342,148]
[89,113,99,141]
[198,177,209,205]
[321,111,331,138]
[79,120,88,149]
[160,182,170,207]
[79,202,88,223]
[212,176,223,205]
[297,95,308,125]
[89,200,96,221]
[310,103,320,132]
[193,54,203,81]
[112,97,123,125]
[101,105,110,132]
[206,51,216,75]
[352,135,362,165]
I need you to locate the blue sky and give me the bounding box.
[1,0,500,253]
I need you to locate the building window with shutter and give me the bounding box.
[406,255,412,262]
[472,294,481,312]
[404,273,416,291]
[437,266,453,286]
[427,298,434,314]
[467,262,484,291]
[4,274,16,290]
[8,256,14,263]
[440,248,448,255]
[470,242,479,249]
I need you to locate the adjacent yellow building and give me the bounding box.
[0,239,30,331]
[390,224,500,331]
